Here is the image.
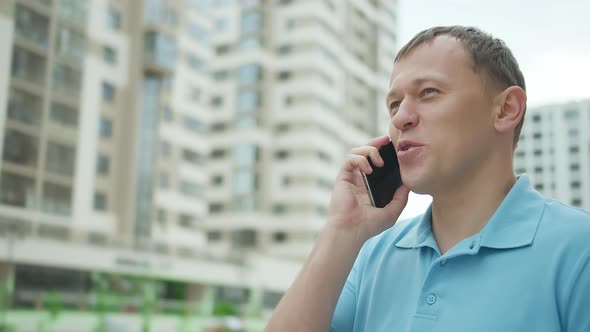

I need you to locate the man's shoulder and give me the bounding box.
[537,198,590,247]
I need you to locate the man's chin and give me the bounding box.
[401,174,432,195]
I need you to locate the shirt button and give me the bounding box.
[441,259,447,265]
[426,294,437,305]
[469,241,475,249]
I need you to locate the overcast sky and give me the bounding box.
[396,0,590,219]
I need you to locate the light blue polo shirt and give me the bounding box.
[331,175,590,331]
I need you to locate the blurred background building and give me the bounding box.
[514,100,590,210]
[0,0,399,329]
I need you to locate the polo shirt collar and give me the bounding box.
[395,175,545,251]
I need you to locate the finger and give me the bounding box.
[366,135,391,148]
[349,146,383,166]
[342,154,373,174]
[383,185,410,217]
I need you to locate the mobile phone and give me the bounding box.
[361,141,403,208]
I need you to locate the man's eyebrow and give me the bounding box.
[386,75,449,103]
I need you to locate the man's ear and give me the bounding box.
[493,86,527,134]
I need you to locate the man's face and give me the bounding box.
[387,35,498,195]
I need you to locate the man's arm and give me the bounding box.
[264,136,409,332]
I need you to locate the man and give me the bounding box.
[265,26,590,331]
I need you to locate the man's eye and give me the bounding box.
[390,101,401,109]
[421,88,439,96]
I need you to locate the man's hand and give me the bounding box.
[265,136,410,332]
[328,135,410,241]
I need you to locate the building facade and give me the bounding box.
[515,100,590,210]
[0,0,399,323]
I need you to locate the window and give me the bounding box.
[103,46,117,64]
[232,197,256,212]
[55,24,86,61]
[102,82,115,102]
[277,71,291,81]
[186,54,206,73]
[53,63,81,97]
[239,37,261,50]
[11,46,47,85]
[216,18,228,31]
[160,142,171,158]
[534,167,543,174]
[8,88,42,127]
[187,23,208,43]
[532,132,542,139]
[45,142,76,176]
[241,11,263,33]
[571,181,581,189]
[572,198,582,206]
[278,45,292,54]
[570,164,580,171]
[234,144,258,167]
[207,231,222,241]
[237,90,260,112]
[238,64,262,85]
[564,109,579,120]
[534,183,544,191]
[273,204,286,214]
[15,4,50,48]
[179,214,195,227]
[0,172,35,208]
[211,149,226,159]
[213,70,229,80]
[99,117,112,138]
[231,229,257,247]
[216,45,230,55]
[569,128,579,137]
[275,150,289,159]
[183,116,207,135]
[273,232,288,243]
[56,0,88,24]
[569,146,580,154]
[41,182,72,216]
[235,114,257,129]
[233,170,257,194]
[50,103,78,129]
[180,180,202,198]
[94,192,107,211]
[96,154,110,175]
[211,96,224,107]
[144,31,177,69]
[182,149,205,166]
[3,130,39,168]
[159,173,169,188]
[211,123,227,132]
[211,175,224,185]
[106,8,121,30]
[209,202,224,213]
[532,114,541,122]
[533,149,542,156]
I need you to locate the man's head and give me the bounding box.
[387,26,527,194]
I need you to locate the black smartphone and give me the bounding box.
[361,141,403,208]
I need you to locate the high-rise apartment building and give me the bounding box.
[0,0,399,326]
[515,100,590,210]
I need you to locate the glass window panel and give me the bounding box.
[57,0,88,24]
[52,63,81,98]
[50,102,78,129]
[238,64,261,85]
[94,192,107,211]
[11,47,46,85]
[55,24,86,61]
[237,90,260,112]
[183,116,207,135]
[106,8,121,30]
[241,11,262,33]
[2,129,39,168]
[45,142,76,176]
[103,46,117,64]
[233,170,256,194]
[234,143,257,167]
[182,149,206,166]
[15,4,50,48]
[96,154,110,175]
[144,31,177,69]
[187,23,208,44]
[8,88,42,127]
[100,117,112,138]
[102,82,115,101]
[179,180,202,198]
[0,172,36,208]
[41,182,72,216]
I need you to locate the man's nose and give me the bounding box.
[391,100,419,131]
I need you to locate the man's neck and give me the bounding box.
[430,165,517,255]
